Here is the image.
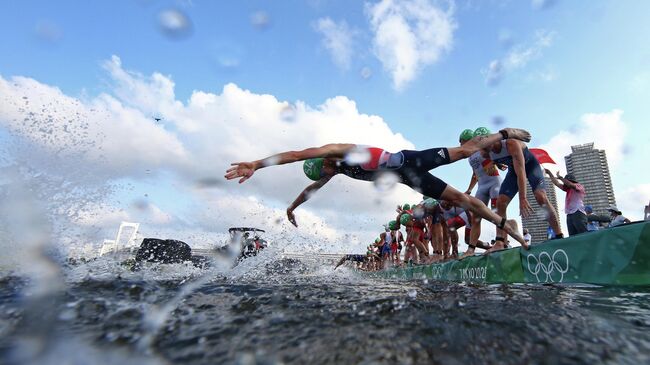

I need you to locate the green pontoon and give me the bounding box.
[371,221,650,286]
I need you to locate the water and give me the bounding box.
[2,254,650,365]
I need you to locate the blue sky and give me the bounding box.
[2,1,648,151]
[1,0,649,251]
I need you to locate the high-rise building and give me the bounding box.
[522,175,560,244]
[564,143,616,215]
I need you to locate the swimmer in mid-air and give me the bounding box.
[225,128,532,246]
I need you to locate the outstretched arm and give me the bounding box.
[334,256,347,270]
[544,169,564,189]
[508,140,534,218]
[225,143,355,183]
[286,176,332,227]
[465,173,478,195]
[558,173,578,190]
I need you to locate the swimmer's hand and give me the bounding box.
[519,198,534,218]
[287,208,298,227]
[225,161,256,183]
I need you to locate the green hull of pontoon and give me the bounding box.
[371,221,650,286]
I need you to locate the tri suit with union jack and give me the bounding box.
[335,145,453,199]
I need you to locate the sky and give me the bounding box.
[1,0,649,255]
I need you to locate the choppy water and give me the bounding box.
[2,252,650,365]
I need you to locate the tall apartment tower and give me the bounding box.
[522,175,560,244]
[564,143,616,215]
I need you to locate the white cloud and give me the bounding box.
[535,109,634,232]
[617,184,650,221]
[0,56,421,253]
[366,0,456,90]
[314,18,355,70]
[539,109,627,172]
[484,29,556,86]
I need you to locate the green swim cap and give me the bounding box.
[402,204,410,210]
[459,129,474,142]
[400,213,412,225]
[303,158,324,181]
[375,237,381,244]
[423,198,438,208]
[388,220,398,231]
[473,127,491,137]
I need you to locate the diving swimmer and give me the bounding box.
[224,128,532,246]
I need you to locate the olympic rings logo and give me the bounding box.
[526,249,570,283]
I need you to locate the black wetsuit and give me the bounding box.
[345,254,366,263]
[335,147,452,199]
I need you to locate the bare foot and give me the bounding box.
[476,240,491,250]
[500,128,531,143]
[460,248,476,259]
[484,241,507,254]
[502,220,529,249]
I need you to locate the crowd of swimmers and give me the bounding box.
[334,197,495,271]
[225,124,641,272]
[332,127,639,272]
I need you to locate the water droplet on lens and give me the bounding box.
[360,67,372,79]
[262,156,280,167]
[195,177,222,188]
[491,116,505,127]
[413,206,424,218]
[622,144,633,155]
[132,198,149,211]
[407,289,417,298]
[373,171,399,192]
[280,104,296,122]
[250,11,271,30]
[34,21,63,44]
[344,146,371,165]
[158,9,193,40]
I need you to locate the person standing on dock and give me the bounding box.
[482,137,564,252]
[607,205,631,227]
[460,127,503,257]
[545,170,587,236]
